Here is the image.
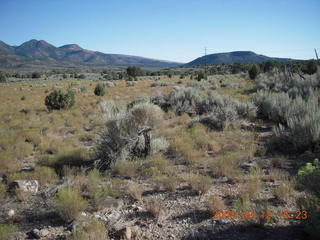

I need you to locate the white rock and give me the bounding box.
[7,209,15,218]
[11,180,39,194]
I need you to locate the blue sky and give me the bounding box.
[0,0,319,62]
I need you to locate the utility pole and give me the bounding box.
[315,48,319,61]
[204,47,207,74]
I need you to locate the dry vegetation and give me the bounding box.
[0,70,319,239]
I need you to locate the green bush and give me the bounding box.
[249,64,260,79]
[298,159,319,177]
[20,96,26,101]
[94,84,105,96]
[32,72,41,79]
[196,72,207,81]
[45,89,75,110]
[0,72,6,82]
[53,187,87,222]
[302,60,318,75]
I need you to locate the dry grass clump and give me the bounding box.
[186,173,212,195]
[264,168,288,182]
[145,197,167,222]
[146,153,173,175]
[160,176,180,192]
[273,180,295,202]
[111,160,141,178]
[86,169,110,210]
[53,187,88,223]
[208,152,243,181]
[67,218,108,240]
[245,167,263,199]
[206,195,226,214]
[170,134,201,165]
[62,166,87,191]
[232,193,252,212]
[127,182,143,202]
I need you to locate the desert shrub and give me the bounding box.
[150,137,169,154]
[67,218,107,240]
[164,87,204,115]
[20,96,26,101]
[198,107,239,130]
[273,181,295,202]
[146,197,166,222]
[96,102,163,169]
[53,187,87,222]
[94,84,105,96]
[0,183,7,204]
[297,159,320,198]
[161,176,180,192]
[246,167,263,199]
[0,224,18,240]
[187,173,212,195]
[87,169,110,210]
[249,64,260,79]
[207,196,226,214]
[111,160,141,178]
[99,100,126,121]
[127,182,143,202]
[196,72,207,81]
[129,102,163,128]
[232,193,251,212]
[143,167,162,178]
[0,72,6,82]
[150,81,168,87]
[146,153,173,175]
[298,159,319,177]
[45,89,75,110]
[302,60,318,75]
[208,152,243,181]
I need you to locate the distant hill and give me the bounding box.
[0,39,182,69]
[185,51,293,66]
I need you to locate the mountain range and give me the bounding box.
[185,51,292,66]
[0,39,181,69]
[0,40,295,70]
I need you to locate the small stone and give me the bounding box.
[39,229,50,237]
[124,226,132,240]
[7,209,15,218]
[81,212,87,217]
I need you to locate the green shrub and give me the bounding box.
[0,224,18,240]
[53,187,87,222]
[298,159,319,177]
[302,60,318,75]
[20,96,26,101]
[94,84,105,96]
[45,89,75,110]
[196,72,207,81]
[67,218,107,240]
[249,64,260,79]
